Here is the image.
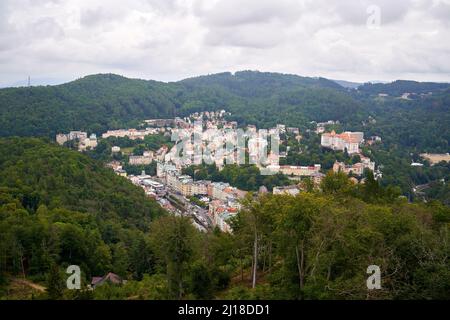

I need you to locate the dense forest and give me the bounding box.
[0,71,368,137]
[1,141,448,300]
[0,138,165,298]
[0,74,179,137]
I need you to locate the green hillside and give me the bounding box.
[0,138,165,290]
[1,72,448,150]
[0,71,364,137]
[0,74,179,137]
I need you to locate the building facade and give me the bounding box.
[321,131,364,154]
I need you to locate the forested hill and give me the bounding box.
[0,137,164,229]
[0,71,361,137]
[177,71,364,128]
[178,71,344,95]
[0,74,180,137]
[0,71,449,149]
[0,137,165,284]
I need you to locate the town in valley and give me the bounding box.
[55,110,396,234]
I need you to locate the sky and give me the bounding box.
[0,0,449,87]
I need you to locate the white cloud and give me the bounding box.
[0,0,449,87]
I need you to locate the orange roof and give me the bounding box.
[323,131,360,143]
[338,132,361,143]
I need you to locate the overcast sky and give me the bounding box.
[0,0,449,87]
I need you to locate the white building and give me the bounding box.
[112,146,121,153]
[56,131,88,146]
[266,164,321,177]
[78,134,98,151]
[333,156,375,176]
[321,131,364,154]
[69,131,88,141]
[273,185,300,196]
[129,155,153,166]
[192,181,210,195]
[211,182,232,201]
[157,162,178,178]
[56,134,69,145]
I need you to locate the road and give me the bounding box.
[152,176,213,230]
[167,189,213,229]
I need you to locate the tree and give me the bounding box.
[46,263,65,300]
[351,155,361,165]
[275,194,321,298]
[188,262,213,299]
[321,171,352,194]
[234,193,276,288]
[112,243,129,278]
[363,170,381,201]
[130,237,155,281]
[149,216,197,299]
[133,145,146,156]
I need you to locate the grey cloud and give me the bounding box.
[196,0,302,48]
[195,0,302,27]
[24,0,62,5]
[80,8,109,27]
[0,0,449,86]
[429,1,450,24]
[30,17,65,39]
[80,6,128,28]
[143,0,181,14]
[0,1,11,32]
[204,23,288,48]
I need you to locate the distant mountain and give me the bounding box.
[0,77,69,88]
[357,80,450,96]
[332,80,362,89]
